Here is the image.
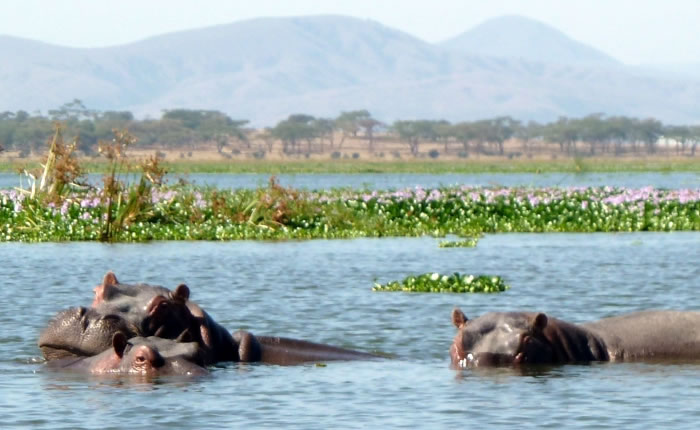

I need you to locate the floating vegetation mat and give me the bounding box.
[372,273,510,293]
[438,237,479,248]
[2,183,699,242]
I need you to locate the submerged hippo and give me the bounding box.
[450,308,700,367]
[40,272,378,365]
[47,333,208,376]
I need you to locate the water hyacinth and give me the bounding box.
[372,273,510,293]
[1,183,699,242]
[438,237,479,248]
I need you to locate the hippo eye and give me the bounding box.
[136,355,146,363]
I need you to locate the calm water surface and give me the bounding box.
[1,233,699,428]
[1,171,699,190]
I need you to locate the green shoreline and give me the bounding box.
[2,158,699,174]
[2,184,698,242]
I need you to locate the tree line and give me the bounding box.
[1,100,698,158]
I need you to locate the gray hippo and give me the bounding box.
[450,308,700,367]
[47,333,208,376]
[39,272,378,365]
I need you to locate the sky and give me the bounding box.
[0,0,698,65]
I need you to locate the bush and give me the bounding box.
[352,153,360,159]
[331,151,341,159]
[252,150,266,159]
[458,151,469,158]
[428,149,440,159]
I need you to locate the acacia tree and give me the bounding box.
[162,109,248,153]
[451,122,476,154]
[311,118,336,151]
[392,120,440,156]
[271,114,317,155]
[358,116,382,152]
[335,110,371,149]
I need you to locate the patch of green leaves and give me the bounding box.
[372,273,510,293]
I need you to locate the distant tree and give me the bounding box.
[451,122,476,154]
[162,109,248,152]
[483,116,519,155]
[49,99,96,121]
[358,116,382,152]
[664,125,691,155]
[335,110,372,149]
[689,126,700,156]
[636,118,663,155]
[392,120,441,156]
[272,114,318,154]
[311,118,336,151]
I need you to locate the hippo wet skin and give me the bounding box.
[47,333,208,376]
[40,272,378,365]
[450,308,700,367]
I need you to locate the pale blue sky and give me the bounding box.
[1,0,698,65]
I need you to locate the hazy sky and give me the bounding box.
[1,0,698,65]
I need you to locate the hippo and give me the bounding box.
[47,333,208,376]
[39,272,378,365]
[450,308,700,367]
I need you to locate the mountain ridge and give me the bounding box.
[1,14,699,125]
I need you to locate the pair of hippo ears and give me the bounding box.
[451,308,548,331]
[93,272,191,307]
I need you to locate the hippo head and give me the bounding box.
[450,308,554,367]
[39,272,198,360]
[91,272,196,341]
[48,333,209,376]
[39,306,137,360]
[113,334,208,376]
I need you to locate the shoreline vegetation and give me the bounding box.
[1,104,698,176]
[3,178,698,242]
[2,157,700,174]
[1,126,698,243]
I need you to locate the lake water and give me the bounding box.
[2,232,700,429]
[1,171,699,190]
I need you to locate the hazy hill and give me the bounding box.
[439,15,618,66]
[1,14,699,125]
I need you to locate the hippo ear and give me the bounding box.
[176,328,193,343]
[173,284,190,302]
[92,282,116,307]
[112,332,128,358]
[452,308,468,328]
[532,313,548,331]
[103,271,119,286]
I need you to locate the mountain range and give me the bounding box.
[1,14,699,126]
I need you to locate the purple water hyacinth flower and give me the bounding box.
[426,189,442,201]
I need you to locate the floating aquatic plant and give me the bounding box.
[1,183,699,242]
[372,273,510,293]
[438,237,479,248]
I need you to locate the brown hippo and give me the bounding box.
[46,333,208,376]
[450,308,700,367]
[39,272,378,365]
